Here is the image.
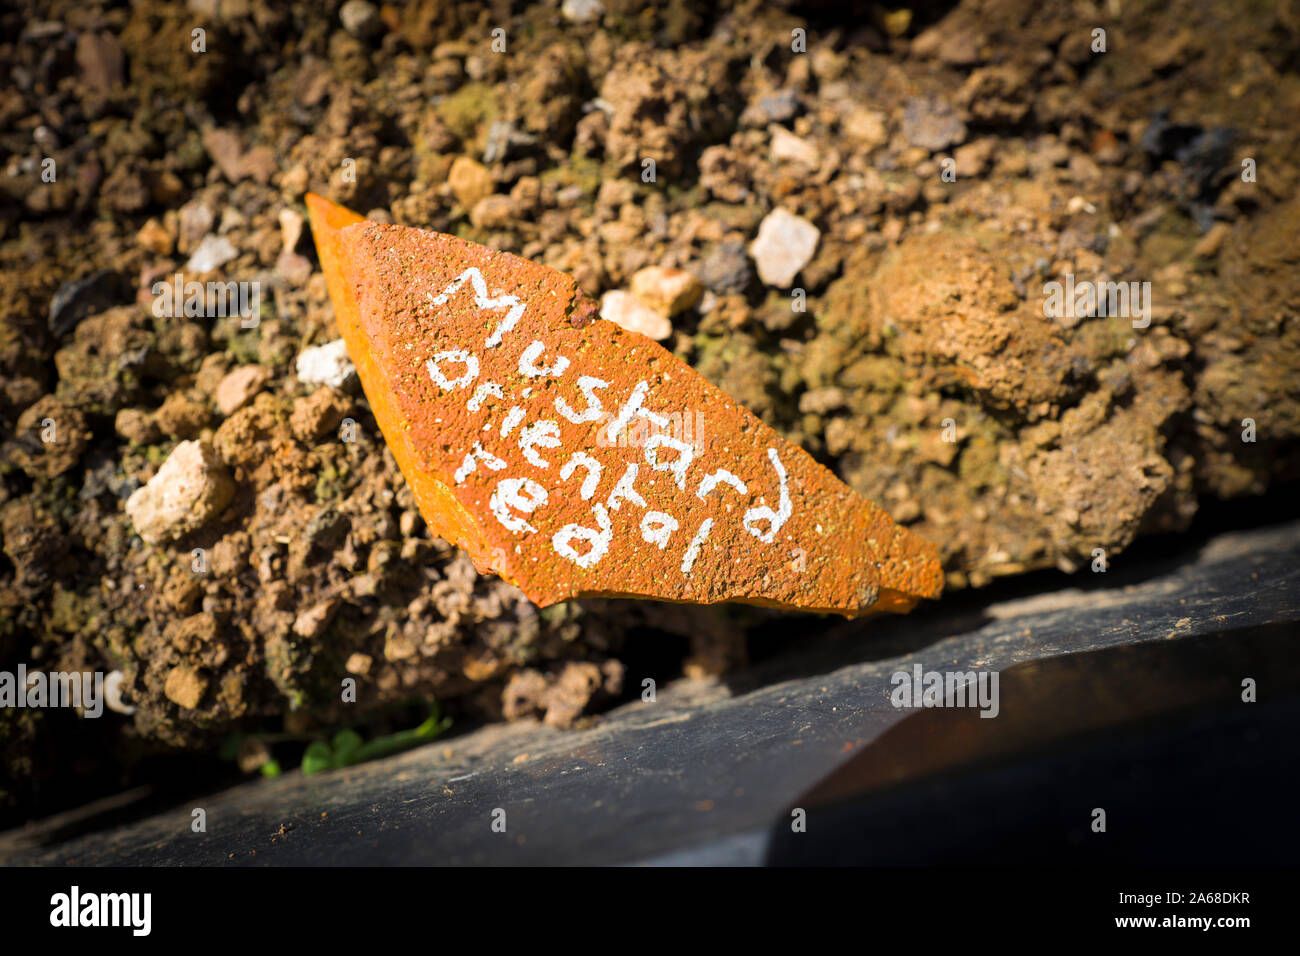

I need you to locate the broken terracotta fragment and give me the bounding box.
[306,193,942,617]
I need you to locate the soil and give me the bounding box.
[1,0,1297,821]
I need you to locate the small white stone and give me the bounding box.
[769,125,820,168]
[103,670,135,715]
[125,440,234,545]
[339,0,381,39]
[177,200,214,255]
[296,339,356,389]
[562,0,605,25]
[841,107,889,150]
[629,265,702,317]
[184,234,238,274]
[279,207,304,254]
[294,597,340,639]
[749,208,820,288]
[599,290,672,341]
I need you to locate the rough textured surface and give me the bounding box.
[311,196,943,616]
[6,519,1294,865]
[0,0,1297,818]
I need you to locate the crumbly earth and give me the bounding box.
[1,0,1298,816]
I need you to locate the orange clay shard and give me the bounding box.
[306,193,943,617]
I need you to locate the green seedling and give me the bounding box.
[300,703,451,775]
